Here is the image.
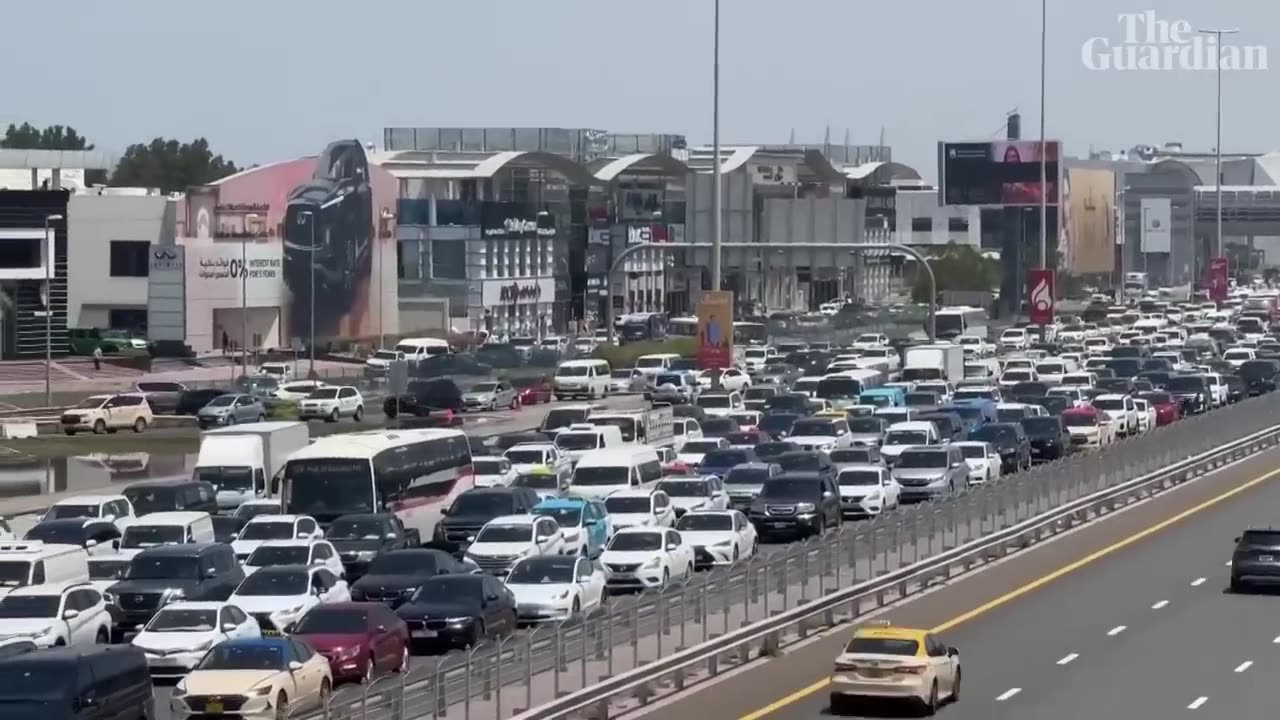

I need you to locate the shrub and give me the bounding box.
[592,337,698,369]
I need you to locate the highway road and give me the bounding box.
[641,443,1280,720]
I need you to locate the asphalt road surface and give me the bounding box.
[638,443,1280,720]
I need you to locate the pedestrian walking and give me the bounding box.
[92,345,103,371]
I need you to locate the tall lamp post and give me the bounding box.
[1038,0,1048,271]
[1199,27,1237,264]
[710,0,722,292]
[43,213,63,406]
[379,208,394,350]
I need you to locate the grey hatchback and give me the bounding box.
[197,393,267,428]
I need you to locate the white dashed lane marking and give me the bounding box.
[1234,661,1252,673]
[995,688,1022,701]
[1056,653,1078,665]
[1191,577,1206,586]
[1107,625,1126,636]
[1187,696,1208,710]
[1152,600,1169,609]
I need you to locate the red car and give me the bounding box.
[517,377,554,406]
[290,602,410,685]
[1138,390,1182,426]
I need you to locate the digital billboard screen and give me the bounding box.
[939,140,1061,207]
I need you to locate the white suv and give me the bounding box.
[0,581,112,647]
[298,386,365,422]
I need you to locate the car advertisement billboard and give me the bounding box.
[939,140,1061,207]
[696,290,734,370]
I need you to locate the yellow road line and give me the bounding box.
[738,463,1280,720]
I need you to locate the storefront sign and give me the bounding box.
[627,224,669,245]
[196,255,281,280]
[749,163,797,186]
[480,202,557,239]
[482,277,555,306]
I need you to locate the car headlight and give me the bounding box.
[162,588,185,604]
[172,683,188,697]
[553,590,571,600]
[280,605,305,616]
[795,503,816,513]
[248,685,273,697]
[642,557,662,569]
[184,639,213,654]
[445,616,474,624]
[355,551,376,561]
[336,645,362,660]
[103,592,116,605]
[711,539,734,548]
[864,490,882,500]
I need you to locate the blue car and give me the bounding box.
[531,497,609,558]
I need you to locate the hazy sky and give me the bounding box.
[5,0,1275,179]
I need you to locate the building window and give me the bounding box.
[107,308,147,333]
[431,239,466,280]
[948,217,970,232]
[109,241,150,277]
[910,218,933,233]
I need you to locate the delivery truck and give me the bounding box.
[587,405,675,447]
[194,421,310,511]
[902,344,965,384]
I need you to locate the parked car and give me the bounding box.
[196,393,267,428]
[176,388,229,415]
[383,378,463,418]
[134,381,186,414]
[61,393,153,435]
[299,386,365,422]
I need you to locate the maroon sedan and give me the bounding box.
[1137,390,1182,426]
[291,602,410,684]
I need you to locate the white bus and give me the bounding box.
[934,306,989,341]
[668,316,699,339]
[280,429,473,538]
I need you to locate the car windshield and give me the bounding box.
[205,395,236,407]
[884,430,927,445]
[555,433,600,451]
[571,466,630,487]
[604,496,652,514]
[838,470,881,486]
[896,450,949,469]
[88,559,130,581]
[507,558,576,584]
[817,378,860,399]
[657,480,709,498]
[46,504,98,520]
[1092,398,1125,411]
[373,351,399,360]
[196,643,288,671]
[723,467,770,485]
[607,532,662,551]
[0,596,58,618]
[655,373,683,386]
[1022,418,1061,435]
[147,608,218,632]
[73,396,109,409]
[698,395,731,408]
[240,521,296,541]
[777,454,825,472]
[450,493,515,515]
[23,523,86,545]
[759,479,820,498]
[532,506,582,527]
[830,449,873,464]
[473,459,507,475]
[702,449,750,467]
[971,426,1017,444]
[682,440,724,454]
[126,555,200,580]
[236,570,308,596]
[790,420,836,436]
[123,487,178,515]
[846,637,920,655]
[1166,377,1206,392]
[557,365,589,377]
[308,389,339,399]
[1063,413,1099,427]
[294,609,368,634]
[1240,530,1280,546]
[246,545,310,567]
[284,460,375,516]
[676,513,733,531]
[475,524,532,543]
[325,517,385,540]
[121,525,184,549]
[635,357,668,369]
[743,387,775,400]
[505,449,546,465]
[958,444,988,459]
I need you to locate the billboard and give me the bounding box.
[480,202,558,240]
[1139,198,1172,253]
[696,290,734,370]
[939,140,1061,207]
[1208,257,1229,302]
[281,140,399,346]
[1062,168,1116,274]
[1027,269,1055,325]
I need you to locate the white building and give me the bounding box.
[67,190,173,332]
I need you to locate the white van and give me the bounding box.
[633,353,682,380]
[554,423,625,464]
[567,447,663,499]
[117,512,216,559]
[0,542,90,598]
[394,337,452,364]
[553,359,612,400]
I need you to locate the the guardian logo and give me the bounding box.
[1082,12,1267,71]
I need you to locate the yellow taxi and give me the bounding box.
[828,621,960,716]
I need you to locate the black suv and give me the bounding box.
[350,549,474,608]
[0,645,154,720]
[325,513,422,580]
[1230,528,1280,592]
[106,544,243,641]
[747,473,842,541]
[384,378,464,418]
[1020,415,1071,461]
[432,487,541,551]
[970,422,1031,473]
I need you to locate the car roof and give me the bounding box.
[533,498,590,509]
[837,463,885,472]
[222,637,292,650]
[53,495,126,505]
[484,514,538,525]
[10,580,94,597]
[257,539,321,548]
[157,601,231,611]
[1095,393,1128,400]
[852,625,928,642]
[613,526,664,535]
[245,514,305,524]
[248,563,312,575]
[135,543,223,557]
[606,488,658,498]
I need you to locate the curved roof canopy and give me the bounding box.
[844,161,922,185]
[590,153,691,182]
[1149,159,1204,184]
[370,150,603,186]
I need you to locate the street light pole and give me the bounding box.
[1199,27,1237,264]
[379,208,393,350]
[1038,0,1048,270]
[43,214,63,406]
[241,214,258,375]
[709,0,722,292]
[298,210,317,378]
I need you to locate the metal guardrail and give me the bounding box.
[288,394,1280,720]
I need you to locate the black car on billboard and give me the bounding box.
[284,140,373,338]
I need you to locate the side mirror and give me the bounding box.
[222,623,238,632]
[535,534,550,543]
[289,660,304,671]
[440,507,450,516]
[485,593,499,602]
[666,543,679,551]
[385,533,398,540]
[296,532,310,539]
[947,646,959,658]
[584,519,597,526]
[86,539,99,548]
[63,609,80,619]
[205,569,218,579]
[1234,536,1241,543]
[230,533,239,540]
[375,624,387,633]
[822,491,834,499]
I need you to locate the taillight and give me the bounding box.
[833,662,860,672]
[892,665,925,674]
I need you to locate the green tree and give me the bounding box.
[911,243,1000,303]
[0,122,94,151]
[109,137,239,194]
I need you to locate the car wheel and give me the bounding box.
[732,545,740,562]
[226,415,236,426]
[829,693,854,716]
[319,678,331,707]
[950,667,961,702]
[92,419,106,435]
[53,637,65,647]
[509,396,519,410]
[395,645,410,673]
[64,429,75,436]
[1230,576,1248,593]
[274,692,289,720]
[362,655,374,683]
[660,568,670,590]
[923,680,939,716]
[329,408,340,423]
[469,620,486,647]
[571,597,581,617]
[95,627,108,644]
[353,406,364,422]
[133,417,147,433]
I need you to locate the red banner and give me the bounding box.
[1027,269,1055,325]
[1208,257,1229,303]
